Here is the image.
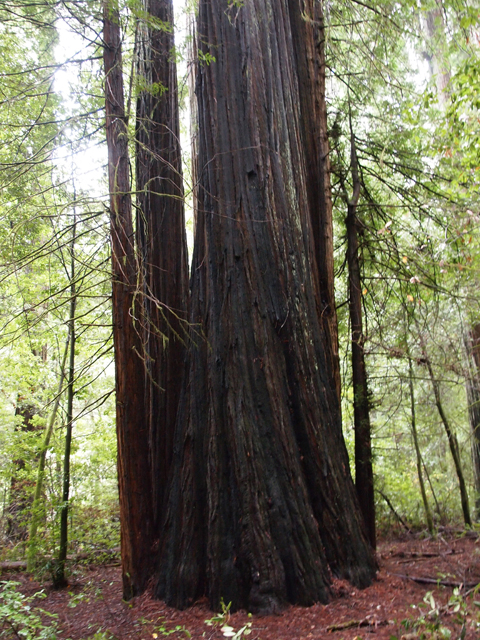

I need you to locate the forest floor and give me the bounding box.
[2,529,480,640]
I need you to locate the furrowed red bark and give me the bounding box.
[135,0,189,525]
[156,0,376,613]
[103,1,154,598]
[287,0,341,403]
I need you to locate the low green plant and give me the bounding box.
[0,581,58,640]
[392,587,480,640]
[205,599,232,627]
[82,631,116,640]
[151,625,191,638]
[205,600,252,639]
[137,616,191,638]
[67,591,90,608]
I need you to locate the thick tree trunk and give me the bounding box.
[156,0,376,613]
[103,2,154,599]
[288,0,341,402]
[135,0,189,526]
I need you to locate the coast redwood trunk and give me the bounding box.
[288,0,341,402]
[135,0,189,524]
[156,0,376,613]
[103,1,154,599]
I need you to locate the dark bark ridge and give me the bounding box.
[287,0,341,403]
[156,0,376,614]
[135,0,189,527]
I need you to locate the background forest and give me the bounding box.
[0,0,479,577]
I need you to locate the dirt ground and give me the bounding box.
[2,530,480,639]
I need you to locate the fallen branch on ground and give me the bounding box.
[0,561,27,571]
[389,572,479,590]
[326,618,390,632]
[391,549,458,559]
[0,547,120,572]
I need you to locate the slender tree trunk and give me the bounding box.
[377,489,411,532]
[408,355,434,534]
[464,323,480,520]
[103,1,154,598]
[421,3,474,525]
[135,0,189,525]
[421,346,472,527]
[54,214,77,588]
[156,0,376,613]
[423,0,475,525]
[420,6,471,527]
[345,133,375,549]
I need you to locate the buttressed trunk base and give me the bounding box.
[155,0,376,613]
